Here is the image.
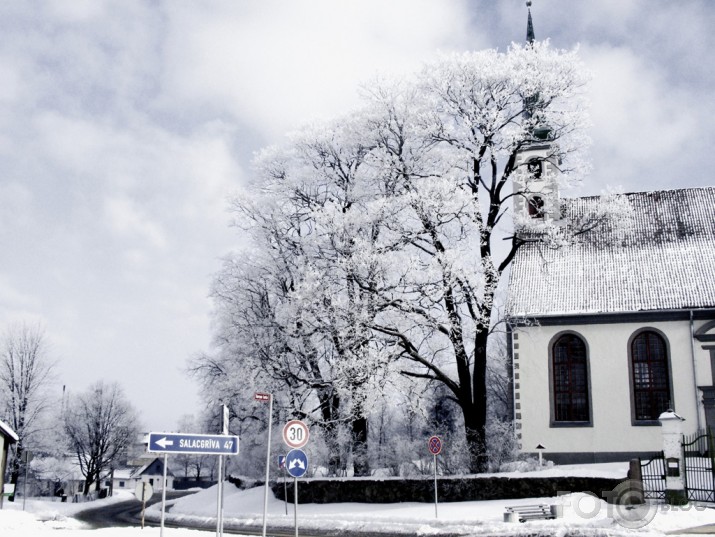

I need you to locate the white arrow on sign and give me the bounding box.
[289,458,305,470]
[156,437,174,449]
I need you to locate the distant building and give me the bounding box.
[0,419,19,507]
[112,457,174,492]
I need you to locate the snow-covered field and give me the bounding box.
[1,463,714,536]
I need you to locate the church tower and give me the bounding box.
[513,1,561,223]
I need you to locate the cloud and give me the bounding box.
[158,0,473,140]
[104,195,168,249]
[0,0,713,431]
[585,45,696,157]
[578,43,702,192]
[0,274,40,313]
[0,181,33,228]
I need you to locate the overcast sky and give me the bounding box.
[0,0,713,433]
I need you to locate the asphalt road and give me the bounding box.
[72,491,351,536]
[71,491,470,537]
[74,491,193,529]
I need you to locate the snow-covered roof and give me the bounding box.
[113,468,136,480]
[507,186,715,317]
[0,419,19,443]
[114,458,173,480]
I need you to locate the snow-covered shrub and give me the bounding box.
[499,456,554,473]
[486,418,519,472]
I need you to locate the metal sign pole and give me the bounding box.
[22,461,28,511]
[216,455,223,537]
[220,454,226,537]
[433,454,438,518]
[218,403,229,537]
[294,477,298,537]
[283,466,288,515]
[262,393,273,537]
[21,449,32,511]
[160,453,168,537]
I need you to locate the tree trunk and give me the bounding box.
[462,403,488,473]
[9,444,22,486]
[464,331,489,473]
[318,391,342,476]
[351,416,369,476]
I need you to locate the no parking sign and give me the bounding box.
[428,435,443,456]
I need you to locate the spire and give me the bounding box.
[526,1,535,44]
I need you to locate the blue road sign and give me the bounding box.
[285,448,308,478]
[148,432,239,456]
[278,455,286,469]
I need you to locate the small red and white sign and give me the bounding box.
[282,420,309,449]
[254,392,270,402]
[428,435,443,456]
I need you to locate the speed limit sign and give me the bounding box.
[282,420,309,449]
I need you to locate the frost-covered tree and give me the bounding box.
[199,116,395,475]
[206,41,628,473]
[63,381,139,494]
[0,322,55,489]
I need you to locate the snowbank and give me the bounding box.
[2,463,714,536]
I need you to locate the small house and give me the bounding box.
[0,419,19,507]
[112,457,174,492]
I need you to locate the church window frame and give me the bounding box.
[527,158,542,179]
[548,331,593,427]
[528,195,545,218]
[628,328,674,425]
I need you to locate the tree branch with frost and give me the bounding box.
[369,323,459,394]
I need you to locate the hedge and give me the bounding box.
[268,475,625,504]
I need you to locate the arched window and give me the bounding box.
[552,334,590,422]
[527,159,542,179]
[631,331,671,421]
[528,196,545,218]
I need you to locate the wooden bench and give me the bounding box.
[503,504,558,522]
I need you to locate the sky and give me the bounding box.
[0,0,713,434]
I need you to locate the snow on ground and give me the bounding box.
[1,463,715,536]
[0,493,207,536]
[155,484,715,536]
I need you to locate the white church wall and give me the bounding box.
[693,319,715,395]
[514,318,706,460]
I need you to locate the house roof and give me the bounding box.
[507,186,715,318]
[0,419,18,443]
[114,458,173,480]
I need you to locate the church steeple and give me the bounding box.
[526,1,535,44]
[514,0,561,223]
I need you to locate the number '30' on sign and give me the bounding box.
[282,420,309,449]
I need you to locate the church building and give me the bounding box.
[505,4,715,464]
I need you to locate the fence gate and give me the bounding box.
[682,429,715,503]
[639,451,666,500]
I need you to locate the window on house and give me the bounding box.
[528,196,545,218]
[631,331,671,421]
[552,334,590,422]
